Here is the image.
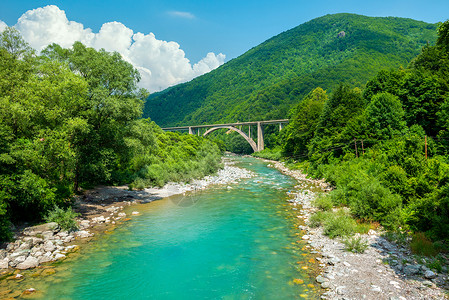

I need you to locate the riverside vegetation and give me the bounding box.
[256,20,449,258]
[0,28,221,242]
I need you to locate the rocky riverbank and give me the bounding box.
[0,155,254,277]
[267,160,449,300]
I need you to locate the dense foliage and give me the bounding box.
[144,14,437,129]
[0,29,221,242]
[278,20,449,243]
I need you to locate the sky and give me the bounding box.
[0,0,448,92]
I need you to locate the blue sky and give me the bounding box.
[0,0,447,91]
[1,0,448,62]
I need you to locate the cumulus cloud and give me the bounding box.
[168,11,196,19]
[1,5,225,92]
[0,20,7,32]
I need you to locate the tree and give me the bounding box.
[282,87,327,158]
[42,42,150,188]
[0,27,34,59]
[365,92,406,140]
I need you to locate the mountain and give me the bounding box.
[143,13,437,127]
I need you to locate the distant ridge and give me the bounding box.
[143,13,437,127]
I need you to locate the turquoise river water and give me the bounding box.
[3,156,319,299]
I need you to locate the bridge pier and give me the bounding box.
[257,122,264,152]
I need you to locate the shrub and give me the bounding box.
[309,211,327,228]
[45,206,79,232]
[323,211,358,238]
[313,194,333,211]
[343,236,369,253]
[410,232,438,257]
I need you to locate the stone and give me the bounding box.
[0,258,9,269]
[328,257,340,265]
[404,265,421,276]
[118,212,126,218]
[316,275,326,283]
[16,256,39,270]
[0,249,7,259]
[301,235,310,240]
[80,220,90,229]
[43,241,56,253]
[336,286,346,295]
[422,280,434,287]
[370,285,382,292]
[76,230,92,238]
[38,254,53,264]
[321,282,330,289]
[41,231,54,239]
[424,270,437,279]
[54,253,65,260]
[23,222,59,236]
[131,211,140,215]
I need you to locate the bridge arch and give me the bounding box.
[203,126,258,152]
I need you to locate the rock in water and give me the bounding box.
[16,256,39,270]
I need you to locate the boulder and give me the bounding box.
[404,265,421,276]
[10,255,26,268]
[16,256,39,270]
[38,254,53,264]
[23,222,59,236]
[0,258,9,269]
[424,270,437,279]
[43,241,56,253]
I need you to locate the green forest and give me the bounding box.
[144,14,437,128]
[258,20,449,247]
[0,28,221,242]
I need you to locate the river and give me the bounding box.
[4,156,319,299]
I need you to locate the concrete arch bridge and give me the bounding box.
[162,119,289,152]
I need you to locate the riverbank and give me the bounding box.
[0,155,254,281]
[266,159,449,299]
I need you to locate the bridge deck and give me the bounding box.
[162,119,289,131]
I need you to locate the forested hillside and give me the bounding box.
[260,20,449,248]
[144,13,437,127]
[0,28,221,241]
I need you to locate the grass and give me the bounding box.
[343,236,369,253]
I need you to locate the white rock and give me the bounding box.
[0,258,9,269]
[76,230,92,238]
[54,253,66,260]
[16,256,39,270]
[132,211,140,215]
[43,241,56,252]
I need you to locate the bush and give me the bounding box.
[313,194,333,211]
[45,206,80,232]
[323,211,358,238]
[309,211,327,228]
[410,232,438,257]
[343,235,369,253]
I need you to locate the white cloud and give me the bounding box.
[168,11,196,19]
[0,20,7,32]
[1,5,224,92]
